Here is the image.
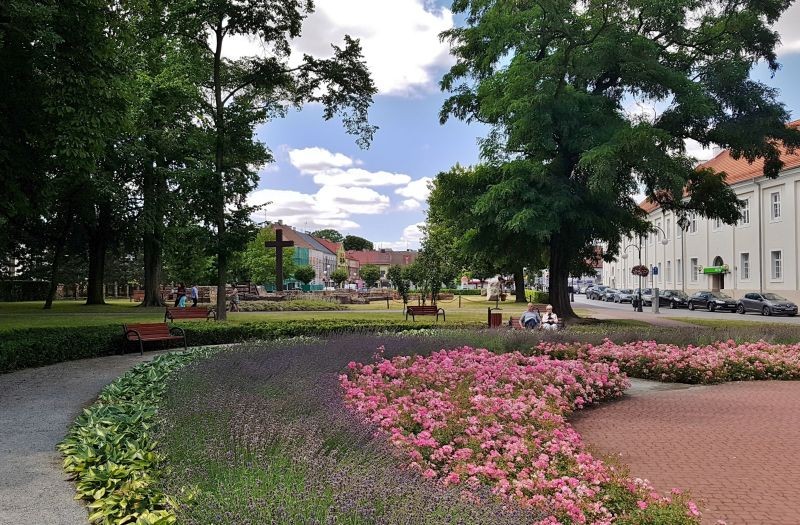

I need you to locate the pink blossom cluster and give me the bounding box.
[340,347,699,524]
[537,339,800,383]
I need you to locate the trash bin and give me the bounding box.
[488,308,503,328]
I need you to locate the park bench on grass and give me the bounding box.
[508,316,565,331]
[122,323,186,356]
[164,306,217,322]
[405,305,445,322]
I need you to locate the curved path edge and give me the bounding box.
[0,351,172,525]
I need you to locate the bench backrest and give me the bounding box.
[124,323,171,339]
[166,307,210,319]
[408,305,439,313]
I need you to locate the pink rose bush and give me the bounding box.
[537,339,800,384]
[341,347,700,524]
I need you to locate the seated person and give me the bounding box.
[518,303,541,329]
[541,305,559,331]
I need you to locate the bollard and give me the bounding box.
[459,295,462,308]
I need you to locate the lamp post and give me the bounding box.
[622,228,668,312]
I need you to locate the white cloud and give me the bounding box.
[313,168,411,187]
[776,3,800,55]
[291,0,454,96]
[395,177,433,201]
[685,139,716,162]
[248,185,389,231]
[375,221,426,250]
[289,147,354,173]
[398,198,422,210]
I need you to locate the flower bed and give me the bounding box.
[538,339,800,384]
[341,347,700,524]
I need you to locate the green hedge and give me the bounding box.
[236,299,345,312]
[526,291,550,303]
[0,319,481,373]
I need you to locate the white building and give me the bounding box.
[604,124,800,302]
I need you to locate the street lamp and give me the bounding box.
[621,227,669,312]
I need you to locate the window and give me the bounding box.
[690,258,699,281]
[656,221,662,243]
[689,215,698,234]
[740,253,750,280]
[771,250,782,280]
[666,260,672,282]
[666,218,671,240]
[771,192,781,220]
[677,258,682,282]
[739,198,750,226]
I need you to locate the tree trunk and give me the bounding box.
[514,267,526,302]
[141,163,166,307]
[548,234,576,319]
[44,213,73,310]
[213,21,228,321]
[85,223,108,305]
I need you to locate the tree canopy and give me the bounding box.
[312,229,344,243]
[439,0,800,317]
[359,264,381,288]
[293,265,316,286]
[343,235,374,251]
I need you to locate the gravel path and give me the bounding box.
[572,379,800,524]
[0,352,169,525]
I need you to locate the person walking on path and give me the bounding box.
[190,284,199,307]
[174,283,186,307]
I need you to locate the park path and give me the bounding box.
[0,352,170,525]
[571,379,800,524]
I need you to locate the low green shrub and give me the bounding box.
[0,319,481,373]
[526,290,550,303]
[439,289,483,296]
[58,348,215,525]
[235,300,345,312]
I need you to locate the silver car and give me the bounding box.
[737,292,798,316]
[613,288,634,303]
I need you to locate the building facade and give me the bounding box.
[603,129,800,301]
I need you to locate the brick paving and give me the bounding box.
[571,381,800,524]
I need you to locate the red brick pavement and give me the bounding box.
[571,381,800,525]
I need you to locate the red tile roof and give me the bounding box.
[640,121,800,214]
[345,250,392,265]
[315,238,342,254]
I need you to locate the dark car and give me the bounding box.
[660,290,689,309]
[587,286,608,300]
[737,292,798,316]
[687,291,737,312]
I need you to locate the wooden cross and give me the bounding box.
[265,228,294,291]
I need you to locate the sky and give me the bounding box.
[245,0,800,250]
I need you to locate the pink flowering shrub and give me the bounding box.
[537,339,800,384]
[341,347,700,524]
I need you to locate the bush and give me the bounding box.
[236,300,345,312]
[0,280,50,302]
[0,319,481,373]
[527,290,550,303]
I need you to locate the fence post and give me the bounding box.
[459,295,462,308]
[386,297,389,309]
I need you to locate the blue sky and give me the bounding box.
[246,0,800,249]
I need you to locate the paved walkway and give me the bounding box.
[0,352,168,525]
[571,379,800,524]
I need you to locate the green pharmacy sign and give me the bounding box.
[701,265,729,275]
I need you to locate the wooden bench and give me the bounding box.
[164,306,216,322]
[508,316,566,331]
[122,323,187,356]
[130,290,144,302]
[405,305,445,322]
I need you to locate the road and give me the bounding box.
[573,294,800,325]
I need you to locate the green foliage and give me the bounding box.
[414,224,460,303]
[241,228,296,286]
[235,300,345,312]
[293,265,316,286]
[0,281,51,302]
[439,0,800,315]
[58,348,215,524]
[311,229,344,243]
[526,291,551,304]
[387,265,411,303]
[342,235,374,251]
[359,264,381,288]
[330,268,349,287]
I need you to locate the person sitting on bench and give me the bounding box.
[518,303,541,329]
[541,304,559,331]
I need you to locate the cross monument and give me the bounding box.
[265,228,294,291]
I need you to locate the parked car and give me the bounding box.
[659,290,689,309]
[579,284,593,294]
[737,292,798,316]
[687,291,737,312]
[602,288,619,302]
[613,288,635,303]
[639,288,654,306]
[587,285,608,300]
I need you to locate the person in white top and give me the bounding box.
[541,304,559,330]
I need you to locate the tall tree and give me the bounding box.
[440,0,800,318]
[241,228,296,286]
[359,264,381,289]
[311,229,344,243]
[343,235,374,251]
[173,0,377,320]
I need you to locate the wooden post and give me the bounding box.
[265,229,295,292]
